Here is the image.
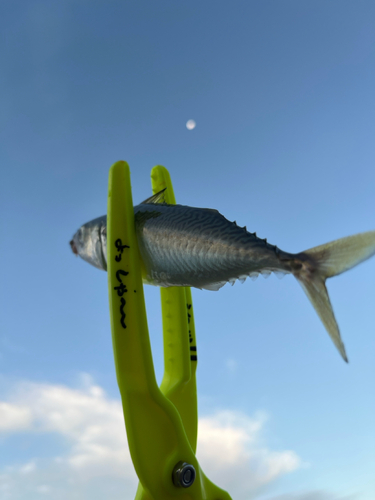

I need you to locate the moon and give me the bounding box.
[186,119,196,130]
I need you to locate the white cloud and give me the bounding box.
[19,461,37,474]
[5,379,133,481]
[36,484,51,494]
[197,410,300,498]
[0,402,32,431]
[0,377,302,500]
[263,491,359,500]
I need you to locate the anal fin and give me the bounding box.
[201,281,227,291]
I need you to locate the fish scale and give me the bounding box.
[134,203,289,289]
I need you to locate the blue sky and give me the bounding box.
[1,1,375,499]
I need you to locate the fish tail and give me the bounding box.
[294,231,375,362]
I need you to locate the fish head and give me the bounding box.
[70,216,107,271]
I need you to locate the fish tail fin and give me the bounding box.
[294,231,375,362]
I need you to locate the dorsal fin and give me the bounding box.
[202,208,220,215]
[141,188,167,205]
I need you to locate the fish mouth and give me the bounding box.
[70,239,78,255]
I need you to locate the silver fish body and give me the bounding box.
[71,199,375,362]
[134,203,297,290]
[71,203,296,290]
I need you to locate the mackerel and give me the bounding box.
[70,190,375,362]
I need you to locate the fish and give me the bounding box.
[70,189,375,362]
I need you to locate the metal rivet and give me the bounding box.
[172,461,196,488]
